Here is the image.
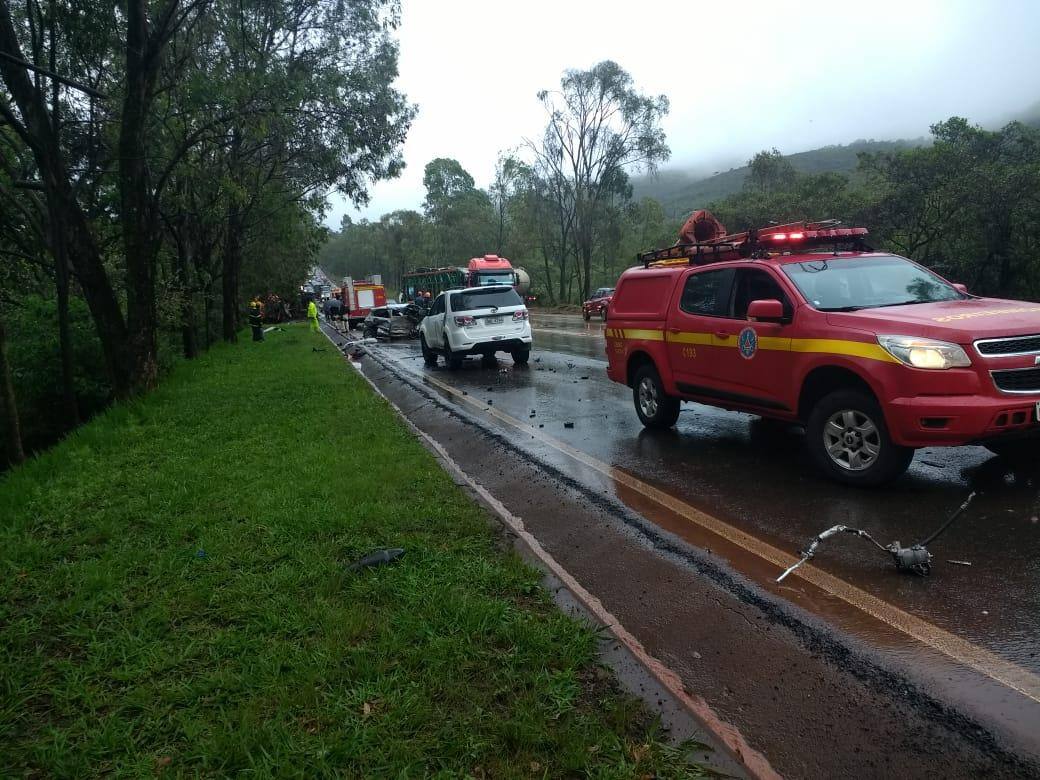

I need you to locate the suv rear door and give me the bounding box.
[425,294,446,347]
[666,267,736,395]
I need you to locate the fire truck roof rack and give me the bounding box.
[638,221,871,269]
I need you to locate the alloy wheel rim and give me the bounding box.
[638,377,659,418]
[823,409,881,471]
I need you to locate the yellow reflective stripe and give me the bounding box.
[623,328,897,363]
[757,336,792,351]
[789,338,898,363]
[621,328,665,341]
[664,331,712,345]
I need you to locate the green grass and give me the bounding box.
[0,324,705,777]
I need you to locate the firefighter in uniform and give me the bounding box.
[249,297,264,341]
[307,297,319,334]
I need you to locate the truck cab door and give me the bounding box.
[724,267,796,412]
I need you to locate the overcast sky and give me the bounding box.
[326,0,1040,228]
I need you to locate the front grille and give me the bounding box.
[992,367,1040,393]
[976,334,1040,355]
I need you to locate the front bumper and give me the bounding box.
[886,393,1040,446]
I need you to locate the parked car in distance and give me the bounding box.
[362,304,417,339]
[583,287,615,321]
[419,285,532,368]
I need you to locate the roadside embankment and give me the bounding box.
[0,323,704,776]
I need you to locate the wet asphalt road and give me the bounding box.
[348,312,1040,765]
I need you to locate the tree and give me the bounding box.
[529,61,669,299]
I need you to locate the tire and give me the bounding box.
[632,364,680,429]
[444,337,464,370]
[600,308,608,321]
[512,347,530,365]
[582,310,590,322]
[984,439,1040,462]
[420,334,438,366]
[481,353,498,367]
[805,390,914,487]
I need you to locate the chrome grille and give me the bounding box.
[976,334,1040,356]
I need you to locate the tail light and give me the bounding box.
[454,315,475,326]
[513,310,528,320]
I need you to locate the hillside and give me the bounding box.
[632,138,927,218]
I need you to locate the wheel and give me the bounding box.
[582,310,590,322]
[984,439,1040,462]
[444,338,463,370]
[632,364,680,429]
[806,390,914,486]
[600,308,608,321]
[420,334,438,366]
[512,347,530,365]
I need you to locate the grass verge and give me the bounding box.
[1,323,705,777]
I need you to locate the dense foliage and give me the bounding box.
[0,0,413,465]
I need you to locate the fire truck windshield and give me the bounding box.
[475,272,515,286]
[782,255,964,312]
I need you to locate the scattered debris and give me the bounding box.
[564,422,574,429]
[947,560,973,566]
[312,347,327,352]
[579,375,588,380]
[347,547,405,572]
[195,549,207,559]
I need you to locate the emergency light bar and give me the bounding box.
[638,220,871,268]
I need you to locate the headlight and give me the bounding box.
[877,335,971,369]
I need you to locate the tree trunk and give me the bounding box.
[222,202,243,342]
[54,238,79,425]
[173,231,198,359]
[119,0,163,392]
[49,10,78,426]
[0,317,25,466]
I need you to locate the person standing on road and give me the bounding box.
[307,297,319,334]
[249,297,265,341]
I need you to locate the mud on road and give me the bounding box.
[328,315,1040,778]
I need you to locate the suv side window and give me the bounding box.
[679,268,736,317]
[431,294,445,315]
[732,269,792,320]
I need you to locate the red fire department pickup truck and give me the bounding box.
[606,219,1040,486]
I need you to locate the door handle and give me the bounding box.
[714,331,731,339]
[668,327,680,334]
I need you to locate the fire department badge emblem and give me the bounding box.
[738,327,758,360]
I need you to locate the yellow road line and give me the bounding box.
[412,365,1040,705]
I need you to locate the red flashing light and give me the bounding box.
[771,233,787,241]
[789,231,805,240]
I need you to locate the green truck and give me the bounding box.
[400,267,466,302]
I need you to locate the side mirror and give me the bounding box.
[747,299,785,323]
[952,283,968,295]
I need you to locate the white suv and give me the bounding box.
[419,285,533,368]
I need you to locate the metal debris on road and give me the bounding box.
[947,560,973,566]
[564,422,574,429]
[776,491,978,582]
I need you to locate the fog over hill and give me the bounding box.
[631,138,926,219]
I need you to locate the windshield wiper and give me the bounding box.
[873,300,929,308]
[819,305,865,312]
